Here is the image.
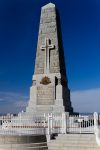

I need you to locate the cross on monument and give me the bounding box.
[40,38,55,74]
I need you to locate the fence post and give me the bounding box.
[43,113,46,134]
[19,113,21,136]
[62,112,67,134]
[94,112,98,134]
[61,113,63,134]
[79,115,82,134]
[50,113,53,134]
[47,113,50,135]
[66,112,69,133]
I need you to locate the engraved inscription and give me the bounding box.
[41,13,56,19]
[39,22,56,34]
[40,27,56,34]
[37,86,54,105]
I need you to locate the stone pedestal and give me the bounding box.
[26,73,66,113]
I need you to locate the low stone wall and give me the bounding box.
[0,135,47,150]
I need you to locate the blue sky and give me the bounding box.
[0,0,100,113]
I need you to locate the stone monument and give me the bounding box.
[26,3,73,113]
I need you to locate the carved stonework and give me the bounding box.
[40,76,51,85]
[26,3,73,113]
[33,80,36,86]
[34,3,60,75]
[37,86,54,105]
[58,78,61,85]
[40,38,55,74]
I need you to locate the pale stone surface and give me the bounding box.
[47,134,99,150]
[26,3,73,113]
[0,135,46,144]
[42,3,55,9]
[0,135,47,150]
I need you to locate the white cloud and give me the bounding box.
[15,100,28,107]
[0,91,28,114]
[0,89,100,114]
[71,88,100,113]
[0,91,28,102]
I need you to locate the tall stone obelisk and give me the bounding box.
[26,3,73,113]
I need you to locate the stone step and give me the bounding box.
[47,134,98,150]
[51,138,96,143]
[55,137,95,141]
[48,148,97,150]
[55,138,95,142]
[0,145,48,150]
[48,144,98,149]
[48,147,97,150]
[52,139,96,143]
[48,143,97,147]
[50,137,96,142]
[48,141,97,146]
[48,142,97,147]
[57,134,95,138]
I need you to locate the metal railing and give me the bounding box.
[67,114,94,133]
[0,112,95,135]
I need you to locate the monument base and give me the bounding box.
[26,105,65,113]
[26,73,73,114]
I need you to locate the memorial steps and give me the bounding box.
[0,135,48,150]
[0,134,98,150]
[47,134,98,150]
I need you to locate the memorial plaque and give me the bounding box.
[37,86,54,105]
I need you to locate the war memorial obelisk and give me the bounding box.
[26,3,73,113]
[0,3,99,150]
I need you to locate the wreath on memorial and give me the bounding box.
[40,76,51,85]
